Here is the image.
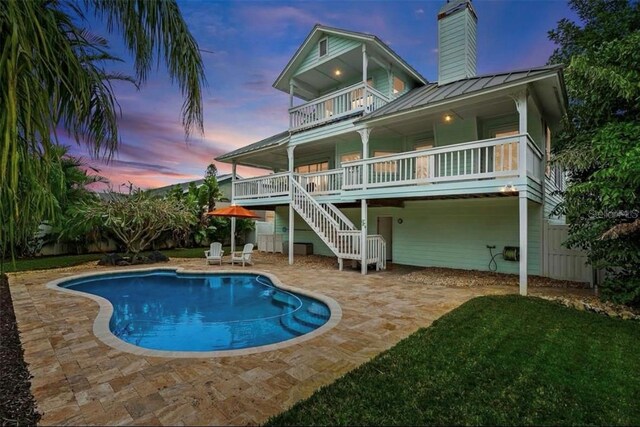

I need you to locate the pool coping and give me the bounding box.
[45,266,342,358]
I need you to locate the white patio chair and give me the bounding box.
[205,242,224,265]
[231,243,254,267]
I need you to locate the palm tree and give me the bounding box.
[0,0,206,257]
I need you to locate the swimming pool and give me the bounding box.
[51,269,339,356]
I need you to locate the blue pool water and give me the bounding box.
[62,271,330,352]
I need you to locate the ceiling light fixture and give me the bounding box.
[334,69,342,76]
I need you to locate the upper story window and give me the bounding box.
[318,38,328,58]
[493,129,519,172]
[295,161,329,174]
[373,151,398,173]
[340,152,360,165]
[415,140,434,179]
[553,165,565,191]
[393,76,405,95]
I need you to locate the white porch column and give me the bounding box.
[230,162,237,255]
[514,89,529,295]
[357,128,371,275]
[289,81,294,109]
[519,190,528,296]
[287,145,296,265]
[515,89,528,178]
[362,44,368,112]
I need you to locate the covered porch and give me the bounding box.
[221,88,556,295]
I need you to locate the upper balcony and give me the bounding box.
[232,134,545,205]
[289,83,389,132]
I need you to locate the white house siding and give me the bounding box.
[275,197,541,275]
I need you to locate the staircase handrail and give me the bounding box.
[323,203,357,230]
[290,176,341,230]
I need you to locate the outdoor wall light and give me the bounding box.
[443,114,453,123]
[397,218,404,224]
[501,183,517,193]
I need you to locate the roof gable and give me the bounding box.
[273,25,427,95]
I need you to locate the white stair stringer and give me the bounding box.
[289,176,386,271]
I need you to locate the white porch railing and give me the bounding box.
[289,83,389,131]
[290,177,386,271]
[323,203,356,231]
[233,171,290,200]
[526,137,544,184]
[336,230,386,270]
[232,135,545,200]
[342,135,532,190]
[295,169,343,195]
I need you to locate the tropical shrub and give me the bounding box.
[69,190,195,262]
[548,0,640,306]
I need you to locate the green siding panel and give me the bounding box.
[527,98,544,150]
[544,174,564,222]
[275,198,541,275]
[369,199,540,275]
[296,35,361,77]
[369,68,390,97]
[435,118,478,146]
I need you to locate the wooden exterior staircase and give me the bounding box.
[290,175,386,271]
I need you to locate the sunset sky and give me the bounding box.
[64,0,578,191]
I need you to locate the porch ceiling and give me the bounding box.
[233,145,289,171]
[292,48,385,101]
[370,96,517,140]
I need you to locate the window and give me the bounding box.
[295,161,329,174]
[340,152,361,165]
[493,130,519,172]
[392,76,405,95]
[318,38,328,57]
[553,165,565,191]
[374,151,398,173]
[415,142,434,179]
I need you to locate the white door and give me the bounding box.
[377,216,393,261]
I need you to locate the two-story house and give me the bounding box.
[216,0,568,296]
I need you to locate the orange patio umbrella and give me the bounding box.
[206,205,260,219]
[206,205,260,254]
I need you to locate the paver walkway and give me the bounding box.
[8,256,578,425]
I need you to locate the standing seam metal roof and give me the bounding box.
[215,131,289,161]
[361,65,563,121]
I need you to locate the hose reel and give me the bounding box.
[488,245,520,271]
[502,246,520,262]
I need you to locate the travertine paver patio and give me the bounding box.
[8,256,581,426]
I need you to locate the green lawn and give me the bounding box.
[1,247,210,273]
[267,295,640,426]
